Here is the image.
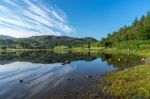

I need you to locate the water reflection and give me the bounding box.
[99,52,143,69]
[0,51,143,99]
[0,62,74,99]
[0,51,97,65]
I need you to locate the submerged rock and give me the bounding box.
[86,75,93,78]
[62,61,71,65]
[67,78,74,81]
[19,80,23,83]
[65,61,71,64]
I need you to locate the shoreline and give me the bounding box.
[96,48,150,98]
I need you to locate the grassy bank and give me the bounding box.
[100,64,150,99]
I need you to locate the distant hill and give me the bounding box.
[0,35,97,49]
[0,35,16,40]
[27,35,97,43]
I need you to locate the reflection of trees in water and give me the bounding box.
[0,51,97,64]
[0,51,143,68]
[99,52,143,69]
[0,52,17,65]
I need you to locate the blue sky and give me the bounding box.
[51,0,150,39]
[0,0,150,39]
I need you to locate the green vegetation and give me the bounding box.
[100,12,150,49]
[100,64,150,99]
[114,40,150,49]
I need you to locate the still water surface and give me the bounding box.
[0,51,142,99]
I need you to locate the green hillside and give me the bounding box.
[0,35,97,49]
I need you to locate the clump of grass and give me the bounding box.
[100,64,150,99]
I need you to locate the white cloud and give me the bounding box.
[0,27,61,38]
[0,0,74,38]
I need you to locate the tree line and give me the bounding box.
[101,12,150,48]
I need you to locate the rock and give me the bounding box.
[62,63,65,65]
[20,80,23,83]
[67,78,74,81]
[124,69,128,71]
[62,61,71,65]
[145,58,150,64]
[108,59,112,61]
[141,58,145,61]
[65,61,71,64]
[118,58,121,61]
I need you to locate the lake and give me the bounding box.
[0,51,142,99]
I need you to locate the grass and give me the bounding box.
[100,64,150,99]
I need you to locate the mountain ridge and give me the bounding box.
[0,35,16,40]
[0,35,97,49]
[0,35,97,41]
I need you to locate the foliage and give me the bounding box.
[101,12,150,47]
[114,40,150,49]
